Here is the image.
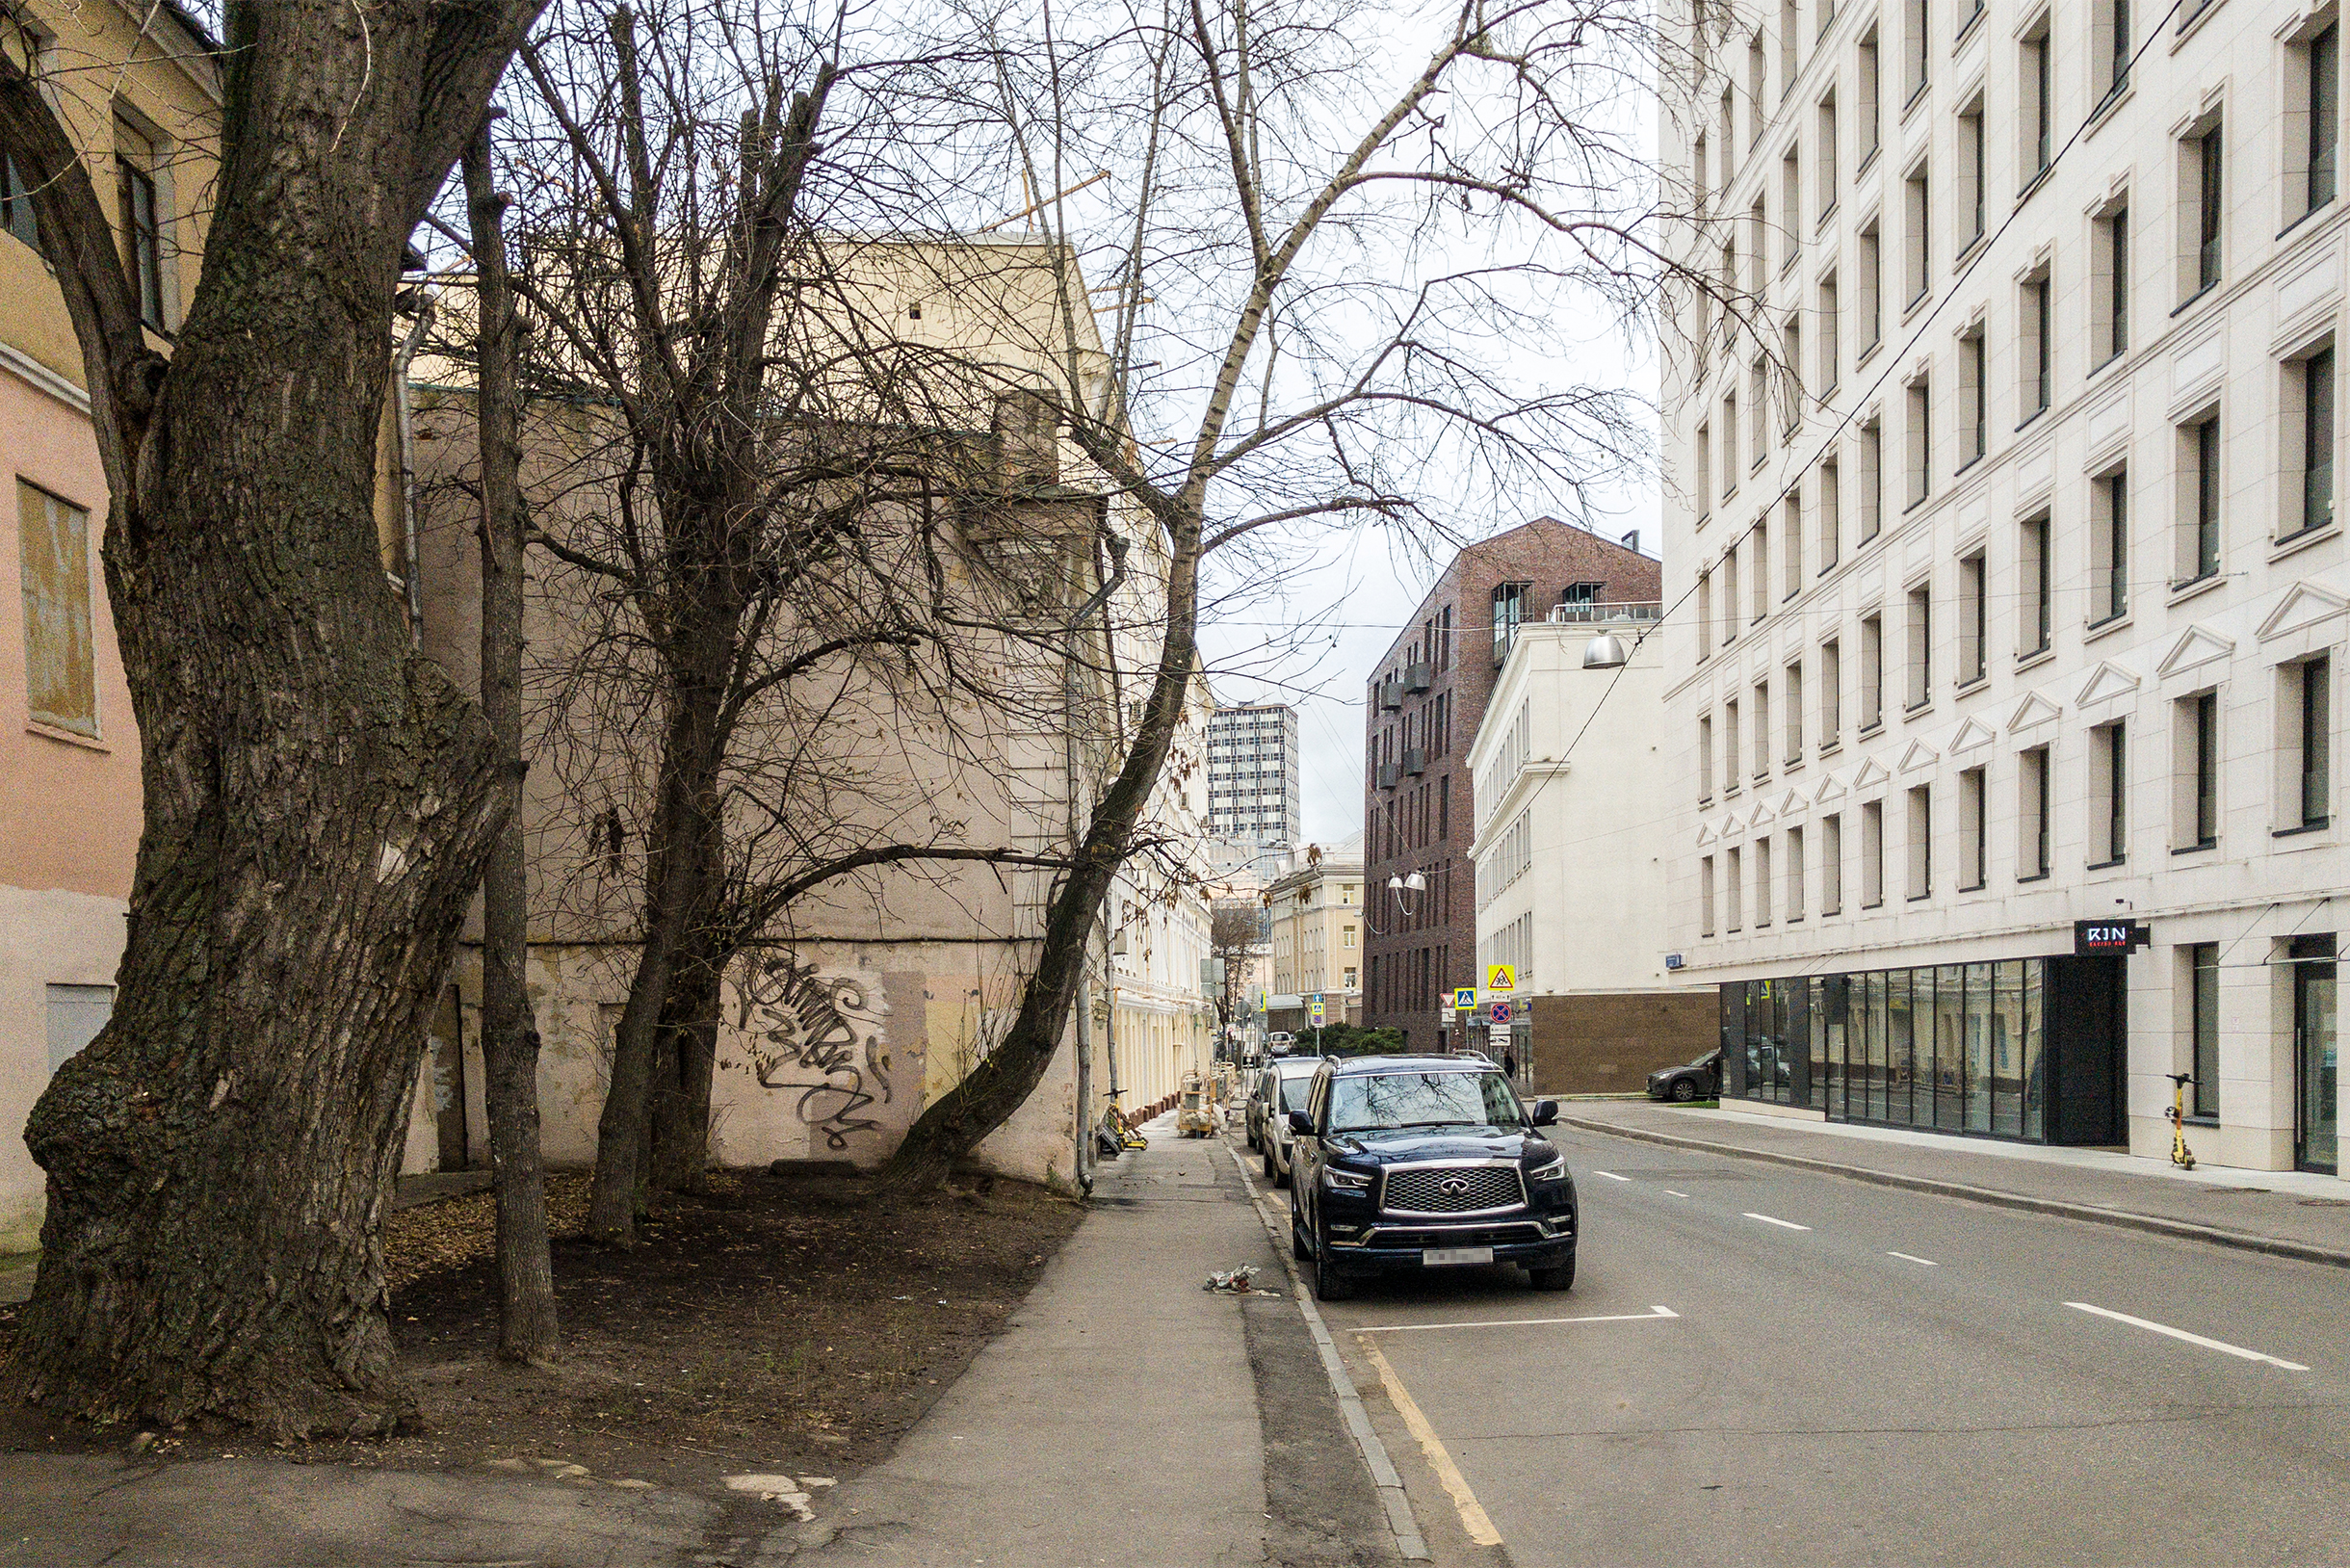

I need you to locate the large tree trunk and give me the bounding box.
[0,0,540,1438]
[649,944,723,1192]
[466,122,559,1364]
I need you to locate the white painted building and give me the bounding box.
[1660,0,2344,1176]
[1465,611,1715,1088]
[1206,703,1301,870]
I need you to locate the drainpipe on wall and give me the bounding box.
[391,293,437,648]
[1064,529,1129,1191]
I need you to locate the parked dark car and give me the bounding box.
[1646,1048,1722,1103]
[1284,1055,1577,1301]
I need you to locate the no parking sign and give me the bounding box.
[1488,1000,1513,1026]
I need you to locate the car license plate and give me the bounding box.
[1422,1245,1494,1267]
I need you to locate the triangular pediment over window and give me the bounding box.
[1775,789,1803,816]
[2257,581,2350,642]
[1850,757,1892,790]
[1695,820,1716,847]
[2008,691,2061,733]
[1748,797,1777,827]
[2074,660,2142,709]
[1946,718,1998,754]
[1814,771,1846,803]
[1896,739,1939,773]
[2156,624,2236,678]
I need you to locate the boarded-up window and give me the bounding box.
[19,480,95,736]
[46,983,112,1072]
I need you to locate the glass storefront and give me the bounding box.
[1724,958,2051,1142]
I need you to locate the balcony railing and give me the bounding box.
[1547,600,1663,624]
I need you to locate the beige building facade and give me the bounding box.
[1663,0,2347,1176]
[1263,839,1364,1034]
[0,0,221,1249]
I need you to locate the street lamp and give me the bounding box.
[1581,629,1631,669]
[1386,871,1425,917]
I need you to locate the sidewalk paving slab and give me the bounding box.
[1558,1099,2350,1267]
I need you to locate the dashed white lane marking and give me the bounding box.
[1664,1189,1691,1197]
[1887,1251,1941,1267]
[2065,1301,2311,1372]
[1357,1306,1681,1334]
[1743,1211,1813,1231]
[1589,1169,1632,1182]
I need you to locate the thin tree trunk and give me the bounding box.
[465,122,559,1364]
[650,943,723,1191]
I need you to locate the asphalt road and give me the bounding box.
[1287,1120,2350,1568]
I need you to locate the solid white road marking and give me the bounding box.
[2065,1301,2311,1372]
[1589,1169,1632,1182]
[1887,1251,1941,1267]
[1743,1211,1813,1231]
[1356,1306,1680,1335]
[1664,1189,1691,1197]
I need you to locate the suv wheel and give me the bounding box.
[1528,1251,1577,1292]
[1272,1153,1292,1190]
[1290,1194,1313,1260]
[1671,1077,1700,1103]
[1312,1258,1354,1301]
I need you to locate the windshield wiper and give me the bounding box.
[1389,1119,1489,1130]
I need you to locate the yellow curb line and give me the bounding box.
[1355,1336,1503,1548]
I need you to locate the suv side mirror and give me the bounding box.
[1287,1108,1316,1137]
[1529,1099,1558,1127]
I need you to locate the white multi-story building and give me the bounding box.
[1207,703,1302,861]
[1662,0,2343,1178]
[1464,611,1714,1089]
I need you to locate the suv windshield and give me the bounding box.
[1326,1070,1524,1134]
[1277,1073,1318,1111]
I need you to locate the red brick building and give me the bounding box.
[1361,519,1661,1050]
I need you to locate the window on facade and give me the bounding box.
[1861,798,1885,906]
[1749,34,1768,145]
[1724,697,1742,794]
[1860,613,1884,730]
[1858,29,1882,162]
[1750,353,1769,461]
[1905,787,1933,898]
[1958,327,1986,464]
[1724,546,1742,645]
[2094,0,2131,107]
[2289,655,2332,828]
[1721,89,1737,181]
[1701,855,1718,935]
[1699,715,1715,801]
[2021,511,2052,655]
[1905,378,1931,507]
[1787,825,1807,918]
[1782,318,1804,433]
[2188,943,2219,1118]
[1859,418,1883,541]
[1784,492,1804,598]
[1781,0,1800,89]
[2094,720,2128,865]
[1751,521,1770,622]
[1821,637,1842,745]
[1692,131,1709,215]
[1958,96,1986,248]
[117,139,166,332]
[2022,22,2053,180]
[1695,425,1712,522]
[2093,201,2129,366]
[1858,222,1883,353]
[1818,273,1841,393]
[2021,268,2052,419]
[2179,410,2221,585]
[1902,0,1928,103]
[2022,744,2052,876]
[1754,679,1773,779]
[1723,391,1740,494]
[1905,580,1932,709]
[17,481,95,737]
[2176,688,2219,849]
[1817,93,1840,205]
[2092,467,2129,624]
[1958,550,1986,685]
[1786,660,1806,762]
[1959,766,1987,889]
[1821,812,1843,913]
[1,158,43,254]
[1903,164,1930,307]
[2192,120,2224,297]
[1727,846,1744,930]
[1755,836,1775,927]
[1782,146,1803,271]
[2301,24,2339,218]
[1818,457,1841,570]
[1698,567,1714,657]
[2293,346,2336,539]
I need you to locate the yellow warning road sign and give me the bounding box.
[1487,964,1516,993]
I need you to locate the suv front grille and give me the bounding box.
[1380,1164,1526,1216]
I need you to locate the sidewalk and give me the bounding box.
[2,1113,1404,1567]
[1558,1099,2350,1267]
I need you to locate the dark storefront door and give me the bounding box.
[2294,936,2337,1175]
[2046,955,2127,1147]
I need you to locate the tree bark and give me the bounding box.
[0,0,543,1437]
[465,121,560,1364]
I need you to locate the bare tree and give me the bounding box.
[463,118,560,1361]
[0,0,542,1435]
[1210,899,1266,1050]
[883,0,1706,1185]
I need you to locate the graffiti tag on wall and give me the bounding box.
[735,958,891,1150]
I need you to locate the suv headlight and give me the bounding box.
[1321,1165,1372,1190]
[1528,1153,1569,1183]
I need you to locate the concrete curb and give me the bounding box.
[1556,1113,2350,1272]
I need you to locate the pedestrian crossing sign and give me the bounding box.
[1308,1000,1326,1024]
[1487,964,1516,993]
[1451,986,1477,1010]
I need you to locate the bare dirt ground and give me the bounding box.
[0,1167,1084,1487]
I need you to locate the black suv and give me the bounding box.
[1284,1055,1578,1301]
